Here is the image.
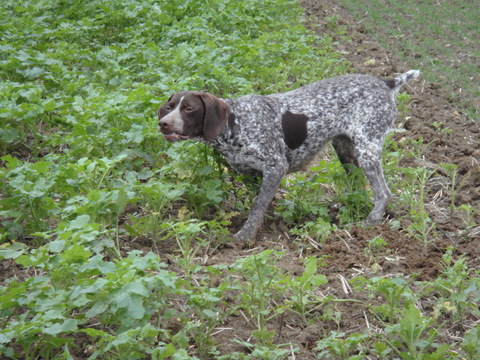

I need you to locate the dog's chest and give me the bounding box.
[214,135,267,176]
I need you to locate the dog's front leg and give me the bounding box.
[233,161,288,244]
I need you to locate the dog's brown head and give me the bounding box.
[158,91,230,142]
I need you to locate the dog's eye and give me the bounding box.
[165,105,172,112]
[185,106,195,112]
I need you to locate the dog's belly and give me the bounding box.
[285,138,330,173]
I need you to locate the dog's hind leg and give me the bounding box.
[355,144,392,224]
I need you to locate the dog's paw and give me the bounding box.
[364,216,384,227]
[233,229,256,246]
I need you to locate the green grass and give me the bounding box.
[341,0,480,120]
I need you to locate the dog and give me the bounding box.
[158,70,420,243]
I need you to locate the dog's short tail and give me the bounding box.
[386,70,420,97]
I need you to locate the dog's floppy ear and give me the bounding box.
[199,93,230,142]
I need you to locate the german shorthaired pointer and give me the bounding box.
[158,70,420,243]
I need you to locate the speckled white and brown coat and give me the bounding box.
[158,70,420,243]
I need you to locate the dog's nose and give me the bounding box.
[158,119,171,132]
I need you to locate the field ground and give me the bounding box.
[340,0,480,120]
[1,0,479,359]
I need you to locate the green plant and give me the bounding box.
[283,257,329,323]
[160,220,208,282]
[431,121,452,136]
[381,303,451,360]
[400,138,433,159]
[83,325,176,360]
[351,275,415,324]
[2,0,477,357]
[160,144,229,219]
[0,238,180,358]
[0,275,78,360]
[421,249,480,323]
[231,250,286,343]
[290,218,338,243]
[461,325,480,360]
[364,236,388,268]
[439,163,459,214]
[0,156,61,237]
[324,15,347,36]
[396,92,413,124]
[314,331,368,360]
[182,283,232,358]
[219,343,296,360]
[275,170,330,226]
[457,204,477,231]
[404,167,437,243]
[331,163,372,224]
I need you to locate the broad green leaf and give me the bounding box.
[62,244,92,263]
[0,242,26,259]
[86,300,108,318]
[127,295,145,320]
[123,282,149,297]
[111,332,130,346]
[67,215,90,230]
[42,319,77,335]
[81,328,110,338]
[0,332,14,344]
[48,239,65,253]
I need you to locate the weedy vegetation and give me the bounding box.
[1,0,479,359]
